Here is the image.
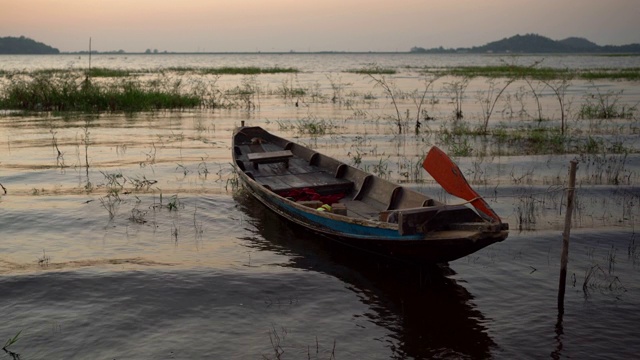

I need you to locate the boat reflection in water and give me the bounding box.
[235,192,496,359]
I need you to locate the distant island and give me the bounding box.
[0,36,60,54]
[1,33,639,54]
[410,33,640,54]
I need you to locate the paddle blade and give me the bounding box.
[423,146,501,223]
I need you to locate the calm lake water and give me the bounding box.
[1,53,639,359]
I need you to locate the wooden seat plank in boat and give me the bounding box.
[247,150,293,169]
[255,171,354,194]
[250,157,318,177]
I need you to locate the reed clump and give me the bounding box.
[29,68,133,78]
[169,66,299,75]
[86,67,132,77]
[347,67,397,75]
[581,68,640,81]
[428,65,569,80]
[419,65,640,80]
[4,66,299,77]
[0,74,201,112]
[578,88,637,119]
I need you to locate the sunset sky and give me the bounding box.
[2,0,638,52]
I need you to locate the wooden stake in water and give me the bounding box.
[558,160,578,313]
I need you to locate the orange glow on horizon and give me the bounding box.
[2,0,638,52]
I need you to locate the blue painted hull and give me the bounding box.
[238,171,504,263]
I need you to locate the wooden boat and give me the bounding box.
[232,125,508,264]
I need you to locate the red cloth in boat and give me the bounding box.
[278,188,344,205]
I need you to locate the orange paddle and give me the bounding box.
[423,146,501,223]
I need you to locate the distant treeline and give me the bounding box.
[411,34,640,54]
[0,36,60,54]
[3,33,640,55]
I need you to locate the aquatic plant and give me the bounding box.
[628,236,639,264]
[411,75,440,134]
[347,66,396,75]
[266,326,285,359]
[426,64,563,79]
[262,325,337,360]
[579,152,631,185]
[99,193,121,219]
[223,164,240,191]
[448,138,473,157]
[368,156,391,180]
[7,66,299,76]
[580,67,640,81]
[541,77,573,135]
[365,66,405,133]
[86,67,132,77]
[176,163,191,177]
[37,250,50,267]
[171,222,179,243]
[49,128,65,169]
[524,127,566,154]
[520,79,546,122]
[191,66,298,75]
[485,125,569,155]
[326,73,352,105]
[515,195,537,231]
[295,116,337,137]
[193,204,204,242]
[578,86,636,120]
[224,75,260,110]
[582,264,626,298]
[0,74,202,112]
[3,330,22,357]
[419,64,639,81]
[197,157,210,178]
[443,78,469,120]
[129,207,148,224]
[141,143,157,168]
[100,170,125,197]
[167,195,180,211]
[275,75,306,101]
[476,78,517,134]
[438,121,475,156]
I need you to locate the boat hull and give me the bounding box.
[233,126,508,264]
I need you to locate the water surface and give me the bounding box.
[1,53,639,359]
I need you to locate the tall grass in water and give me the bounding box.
[3,330,22,359]
[0,74,202,112]
[201,66,298,75]
[421,64,640,81]
[7,66,299,77]
[579,87,637,120]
